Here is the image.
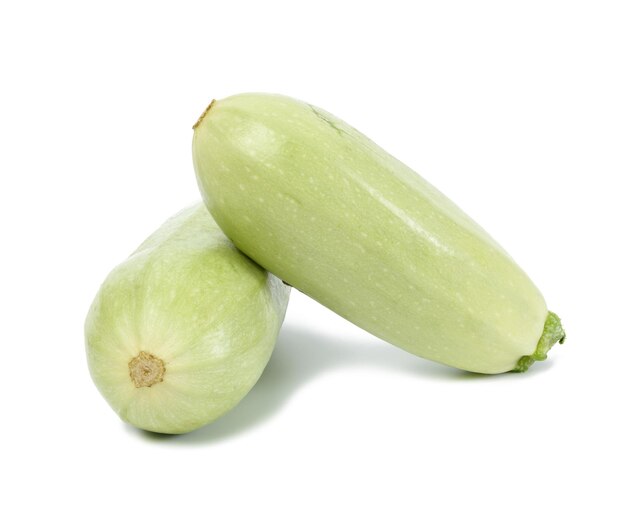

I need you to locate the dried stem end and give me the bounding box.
[193,99,216,129]
[129,351,166,388]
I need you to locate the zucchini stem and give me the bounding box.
[513,312,566,372]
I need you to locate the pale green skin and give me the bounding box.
[85,204,290,434]
[193,93,563,374]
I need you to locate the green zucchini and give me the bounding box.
[192,93,564,374]
[85,203,290,433]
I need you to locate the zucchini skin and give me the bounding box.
[192,93,562,374]
[85,204,290,433]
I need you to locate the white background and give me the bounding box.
[1,1,624,509]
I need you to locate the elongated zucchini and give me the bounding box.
[192,93,564,374]
[85,203,290,433]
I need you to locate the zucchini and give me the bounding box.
[85,203,290,433]
[192,93,564,374]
